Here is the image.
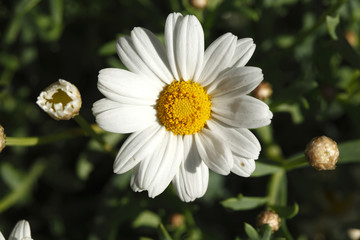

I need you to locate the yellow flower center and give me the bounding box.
[156,80,212,135]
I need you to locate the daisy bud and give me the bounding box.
[252,82,273,101]
[9,220,33,240]
[348,228,360,240]
[257,210,281,232]
[345,31,358,47]
[36,79,82,120]
[0,125,5,152]
[169,213,185,228]
[189,0,208,9]
[305,136,339,171]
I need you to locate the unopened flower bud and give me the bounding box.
[0,125,5,152]
[189,0,208,9]
[257,210,281,232]
[252,82,273,101]
[169,213,185,228]
[37,79,82,120]
[345,31,358,47]
[305,136,339,171]
[9,220,33,240]
[348,228,360,240]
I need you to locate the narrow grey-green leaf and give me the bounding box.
[270,203,299,219]
[252,162,282,177]
[338,139,360,163]
[244,223,260,240]
[221,194,267,211]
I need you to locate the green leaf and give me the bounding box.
[132,211,161,228]
[326,15,340,40]
[338,139,360,164]
[244,223,260,240]
[260,224,272,240]
[252,162,282,177]
[76,154,94,180]
[0,163,24,190]
[98,40,117,56]
[221,194,267,211]
[270,203,299,219]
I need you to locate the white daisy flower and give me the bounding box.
[93,12,273,202]
[0,220,33,240]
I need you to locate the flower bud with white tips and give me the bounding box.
[36,79,82,120]
[0,125,5,153]
[257,210,281,232]
[305,136,339,171]
[9,220,33,240]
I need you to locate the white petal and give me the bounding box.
[92,99,157,134]
[229,38,256,68]
[132,130,183,198]
[98,68,160,105]
[0,232,5,240]
[9,220,31,240]
[113,124,162,174]
[231,156,256,177]
[173,135,209,202]
[147,134,184,197]
[212,95,273,129]
[130,27,174,84]
[197,33,237,86]
[195,128,233,175]
[206,66,263,97]
[116,36,166,89]
[165,14,204,81]
[164,12,183,81]
[207,120,261,159]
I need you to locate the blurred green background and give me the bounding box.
[1,0,360,239]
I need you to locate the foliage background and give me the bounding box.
[1,0,360,239]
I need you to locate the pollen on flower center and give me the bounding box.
[156,80,212,135]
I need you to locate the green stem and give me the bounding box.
[73,114,114,154]
[5,124,104,146]
[6,128,85,146]
[0,160,46,213]
[267,170,285,206]
[289,0,347,48]
[283,154,308,171]
[159,223,173,240]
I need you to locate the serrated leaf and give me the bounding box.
[221,194,267,211]
[326,15,339,40]
[270,203,299,219]
[244,223,260,240]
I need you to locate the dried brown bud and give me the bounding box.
[257,210,281,232]
[0,125,5,152]
[252,82,273,101]
[36,79,82,120]
[189,0,208,9]
[305,136,339,171]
